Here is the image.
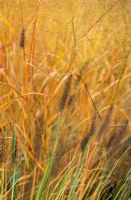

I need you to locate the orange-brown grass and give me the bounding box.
[0,0,131,199]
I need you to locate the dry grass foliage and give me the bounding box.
[0,0,131,199]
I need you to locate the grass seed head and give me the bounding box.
[59,74,72,112]
[20,28,25,49]
[81,115,96,151]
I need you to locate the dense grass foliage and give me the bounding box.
[0,0,131,199]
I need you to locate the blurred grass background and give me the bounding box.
[0,0,131,199]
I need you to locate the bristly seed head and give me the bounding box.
[67,94,75,107]
[59,74,72,112]
[81,115,96,151]
[20,28,25,49]
[67,61,89,107]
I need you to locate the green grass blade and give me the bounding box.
[55,169,70,200]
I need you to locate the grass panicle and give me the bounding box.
[20,28,25,49]
[59,74,72,112]
[67,94,75,107]
[67,61,89,107]
[81,115,97,151]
